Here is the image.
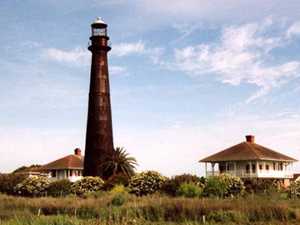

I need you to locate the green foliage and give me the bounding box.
[111,194,126,206]
[12,164,42,174]
[47,179,72,197]
[0,193,297,224]
[203,176,227,197]
[129,171,166,196]
[218,174,245,197]
[244,178,279,194]
[207,210,245,223]
[203,174,245,198]
[0,173,27,195]
[176,182,203,198]
[161,174,205,196]
[15,176,50,197]
[103,173,130,190]
[71,176,104,196]
[100,147,138,179]
[109,184,128,195]
[288,180,300,198]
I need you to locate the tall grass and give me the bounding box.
[0,194,299,224]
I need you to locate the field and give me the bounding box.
[0,193,300,225]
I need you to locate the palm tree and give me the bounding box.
[101,147,138,179]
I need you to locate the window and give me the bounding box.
[279,163,283,171]
[252,164,256,173]
[259,164,263,170]
[273,162,276,170]
[92,28,107,36]
[219,164,226,173]
[51,171,56,177]
[246,164,250,173]
[227,163,234,171]
[266,164,269,171]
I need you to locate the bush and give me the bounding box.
[103,173,130,190]
[288,180,300,198]
[110,184,129,195]
[111,194,126,206]
[161,174,206,196]
[244,178,279,194]
[71,176,104,196]
[203,174,245,198]
[47,179,72,197]
[219,174,245,197]
[129,171,166,196]
[176,182,203,198]
[203,176,227,197]
[0,173,27,195]
[15,176,50,197]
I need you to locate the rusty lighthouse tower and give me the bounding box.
[84,18,114,178]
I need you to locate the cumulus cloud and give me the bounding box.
[110,66,128,76]
[137,0,300,24]
[286,21,300,38]
[44,47,90,65]
[173,20,300,102]
[111,41,145,57]
[43,47,127,75]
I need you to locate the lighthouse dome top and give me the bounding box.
[91,17,107,28]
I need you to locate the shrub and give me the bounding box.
[161,174,206,196]
[110,184,129,195]
[129,171,166,196]
[111,194,126,206]
[219,174,245,197]
[176,182,203,198]
[244,178,279,194]
[203,176,227,197]
[203,174,245,198]
[288,180,300,198]
[47,179,72,197]
[103,173,130,190]
[15,176,50,197]
[0,173,27,195]
[71,176,104,196]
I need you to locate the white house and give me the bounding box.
[200,135,297,186]
[39,148,84,182]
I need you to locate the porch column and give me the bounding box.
[249,162,252,177]
[256,161,259,176]
[234,162,237,176]
[205,163,207,177]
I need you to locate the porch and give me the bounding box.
[204,161,294,179]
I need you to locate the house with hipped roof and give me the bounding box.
[200,135,297,186]
[33,148,84,182]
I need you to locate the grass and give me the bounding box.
[0,193,300,225]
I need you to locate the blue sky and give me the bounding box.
[1,0,300,176]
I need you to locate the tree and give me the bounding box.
[100,147,138,179]
[13,164,42,173]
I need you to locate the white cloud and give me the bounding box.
[111,41,145,57]
[173,20,300,102]
[43,47,129,75]
[110,66,128,76]
[287,21,300,38]
[137,0,300,24]
[44,47,90,65]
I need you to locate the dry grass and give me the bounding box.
[0,194,299,224]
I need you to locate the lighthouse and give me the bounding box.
[83,18,114,178]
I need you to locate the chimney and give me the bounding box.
[74,148,82,156]
[246,135,255,143]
